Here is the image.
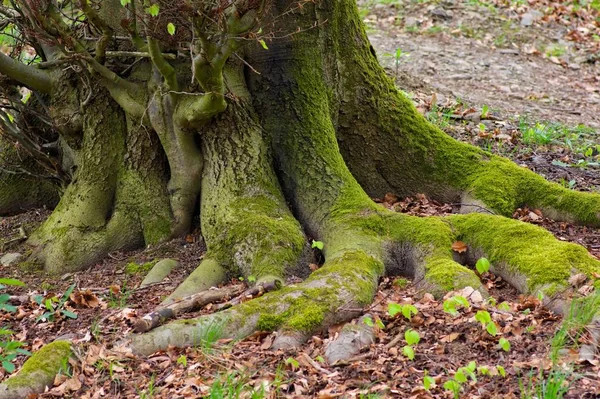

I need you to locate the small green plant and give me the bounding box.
[545,45,566,58]
[393,277,409,288]
[387,302,418,321]
[311,240,324,250]
[423,371,435,391]
[443,295,469,316]
[0,329,31,373]
[285,357,299,370]
[498,337,511,352]
[0,278,25,313]
[363,316,385,329]
[444,361,477,398]
[402,329,420,360]
[519,367,575,399]
[550,291,600,363]
[34,283,78,322]
[475,257,490,274]
[474,310,498,336]
[138,374,156,399]
[176,355,187,367]
[481,104,489,118]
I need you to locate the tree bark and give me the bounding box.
[2,0,600,369]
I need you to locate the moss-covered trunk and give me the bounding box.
[3,0,598,368]
[27,89,173,272]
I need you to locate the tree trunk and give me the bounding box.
[1,0,600,371]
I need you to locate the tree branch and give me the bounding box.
[0,52,52,93]
[78,0,114,63]
[147,36,178,91]
[126,0,147,51]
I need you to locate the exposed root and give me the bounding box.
[324,314,375,365]
[128,248,383,356]
[0,340,72,399]
[163,258,226,305]
[449,213,600,304]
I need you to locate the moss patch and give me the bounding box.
[4,340,71,389]
[125,260,156,275]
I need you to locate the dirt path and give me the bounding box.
[362,0,600,127]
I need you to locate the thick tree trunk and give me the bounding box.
[129,0,600,357]
[3,0,600,372]
[27,89,173,272]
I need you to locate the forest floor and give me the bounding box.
[1,0,600,398]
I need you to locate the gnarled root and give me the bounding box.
[129,1,600,360]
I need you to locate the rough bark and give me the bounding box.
[2,0,600,370]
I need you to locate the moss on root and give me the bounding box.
[206,195,307,282]
[450,213,600,294]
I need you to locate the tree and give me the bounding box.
[1,0,599,386]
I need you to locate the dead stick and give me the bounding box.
[133,285,245,333]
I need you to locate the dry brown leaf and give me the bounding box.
[440,332,460,343]
[70,290,100,308]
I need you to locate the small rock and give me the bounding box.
[431,7,453,20]
[0,253,22,267]
[520,10,543,27]
[404,16,419,28]
[464,112,481,123]
[568,273,588,288]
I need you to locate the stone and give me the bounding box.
[0,253,22,267]
[139,258,179,287]
[520,10,543,27]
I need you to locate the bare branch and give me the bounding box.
[147,36,178,91]
[0,52,52,93]
[78,0,114,63]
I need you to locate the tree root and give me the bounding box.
[324,314,375,365]
[0,340,71,399]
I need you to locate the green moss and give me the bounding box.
[450,213,600,294]
[206,194,306,281]
[424,257,482,294]
[257,313,285,332]
[125,261,156,275]
[237,250,383,334]
[5,340,71,388]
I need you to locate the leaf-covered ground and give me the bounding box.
[1,0,600,397]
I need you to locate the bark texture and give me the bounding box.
[1,0,600,368]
